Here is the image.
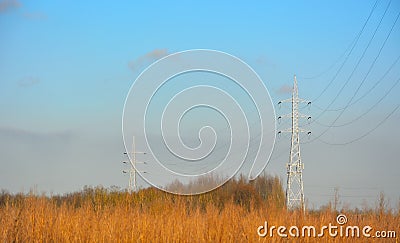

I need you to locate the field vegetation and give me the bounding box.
[0,174,398,242]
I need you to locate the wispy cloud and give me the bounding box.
[128,49,169,72]
[23,11,47,20]
[0,0,21,13]
[0,126,74,143]
[255,55,277,68]
[277,84,293,94]
[0,0,46,20]
[17,76,40,87]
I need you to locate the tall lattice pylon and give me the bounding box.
[278,75,311,210]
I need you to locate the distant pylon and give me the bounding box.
[278,75,311,210]
[123,136,146,193]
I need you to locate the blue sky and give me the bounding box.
[1,0,399,209]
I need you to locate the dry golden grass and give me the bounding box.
[0,176,399,242]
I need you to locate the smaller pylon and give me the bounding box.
[123,136,146,193]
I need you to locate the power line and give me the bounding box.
[309,0,380,103]
[297,38,358,80]
[314,75,400,128]
[317,104,399,146]
[308,194,377,199]
[309,0,393,126]
[303,6,400,144]
[313,53,400,113]
[308,185,383,190]
[312,0,396,127]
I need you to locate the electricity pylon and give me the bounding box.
[278,75,311,210]
[123,136,146,193]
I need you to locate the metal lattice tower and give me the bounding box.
[123,136,146,193]
[278,75,311,210]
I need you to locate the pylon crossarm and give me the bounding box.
[297,98,311,104]
[279,98,309,104]
[278,128,291,134]
[279,128,310,134]
[277,113,292,120]
[277,113,310,121]
[298,113,311,119]
[298,128,311,133]
[278,98,292,104]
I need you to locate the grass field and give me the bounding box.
[0,175,398,242]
